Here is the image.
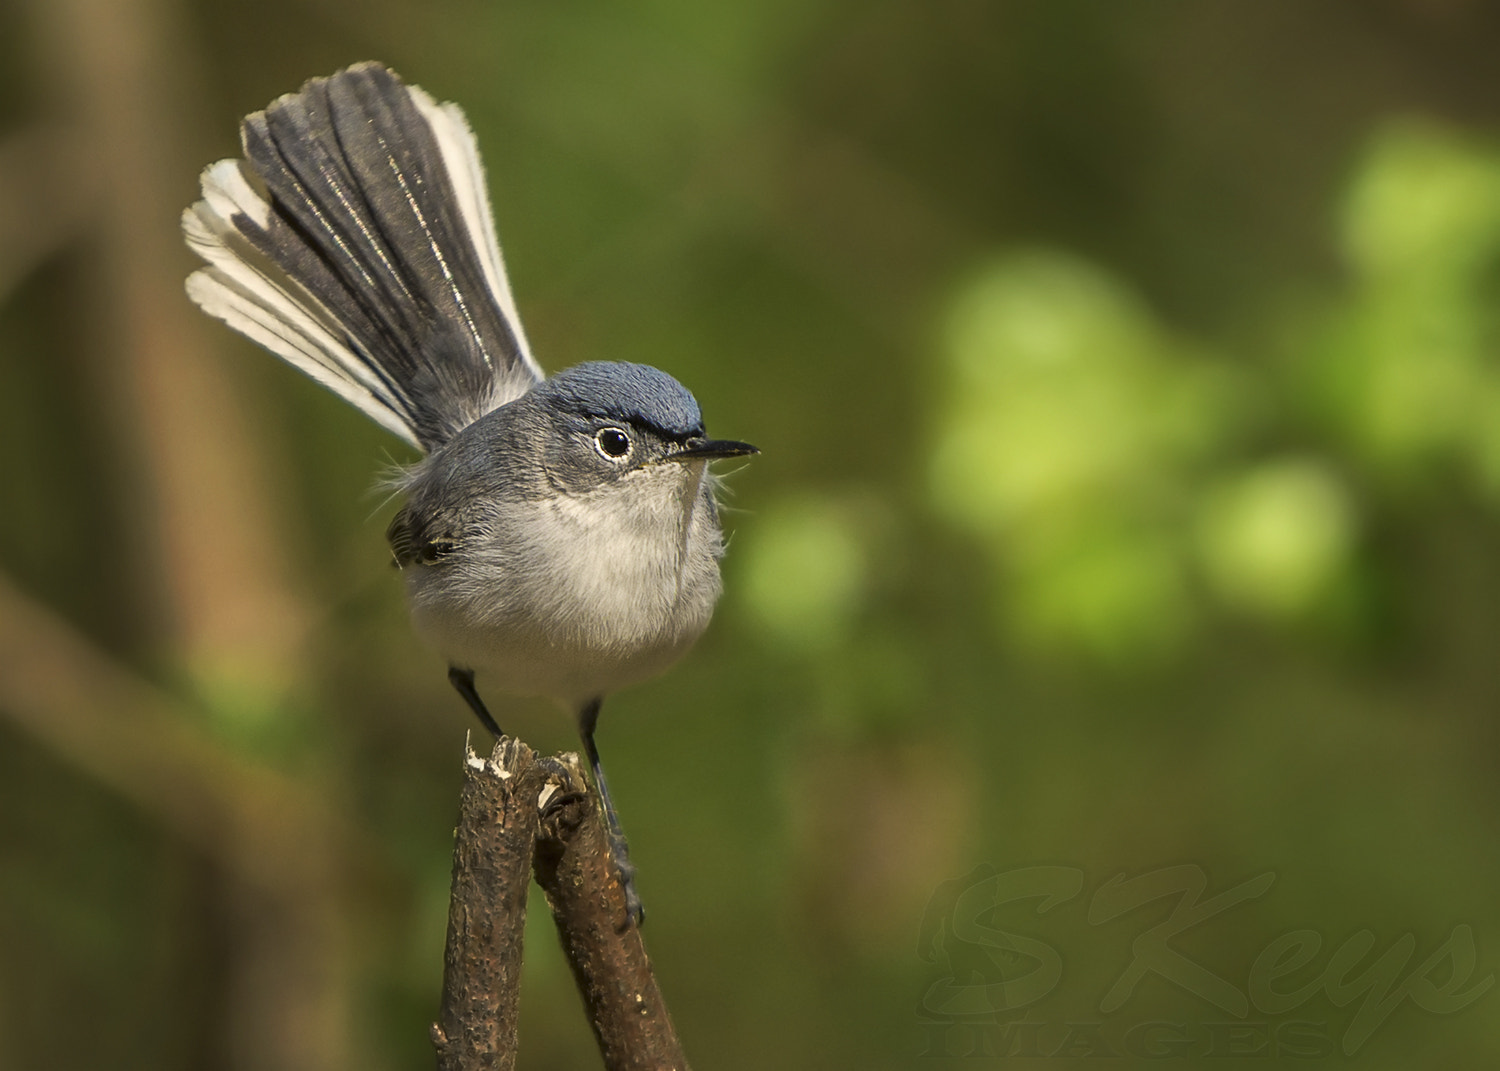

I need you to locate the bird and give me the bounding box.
[181,61,756,922]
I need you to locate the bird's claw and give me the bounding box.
[606,829,645,928]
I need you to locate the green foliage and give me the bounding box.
[1315,122,1500,488]
[1195,458,1355,621]
[929,251,1230,660]
[740,495,871,652]
[923,121,1500,662]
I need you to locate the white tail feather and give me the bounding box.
[408,87,539,380]
[182,65,544,452]
[183,163,423,447]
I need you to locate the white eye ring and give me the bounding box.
[593,426,633,461]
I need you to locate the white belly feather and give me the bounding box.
[403,461,723,709]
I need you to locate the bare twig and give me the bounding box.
[433,737,547,1071]
[431,739,690,1071]
[533,755,691,1071]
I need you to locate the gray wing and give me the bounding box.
[387,502,461,568]
[183,62,543,452]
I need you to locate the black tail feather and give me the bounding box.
[185,63,541,452]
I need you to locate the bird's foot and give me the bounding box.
[606,829,645,927]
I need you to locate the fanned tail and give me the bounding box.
[182,62,542,452]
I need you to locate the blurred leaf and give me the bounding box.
[929,252,1237,661]
[1006,514,1191,664]
[1308,121,1500,483]
[1342,120,1500,282]
[738,495,871,651]
[1195,459,1357,621]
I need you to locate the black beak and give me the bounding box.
[672,437,760,461]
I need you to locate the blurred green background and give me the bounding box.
[4,0,1500,1067]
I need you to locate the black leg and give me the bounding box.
[448,665,503,739]
[578,697,643,925]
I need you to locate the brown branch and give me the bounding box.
[433,737,546,1071]
[432,739,690,1071]
[533,755,691,1071]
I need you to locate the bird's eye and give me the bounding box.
[594,427,632,460]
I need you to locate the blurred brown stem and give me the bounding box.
[0,570,379,897]
[434,740,689,1071]
[0,124,97,302]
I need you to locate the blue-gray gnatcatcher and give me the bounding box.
[182,62,755,920]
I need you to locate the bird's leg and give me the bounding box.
[448,665,504,739]
[578,697,643,925]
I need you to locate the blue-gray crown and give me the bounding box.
[538,362,705,438]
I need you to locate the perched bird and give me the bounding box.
[182,62,756,921]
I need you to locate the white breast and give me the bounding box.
[403,461,724,709]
